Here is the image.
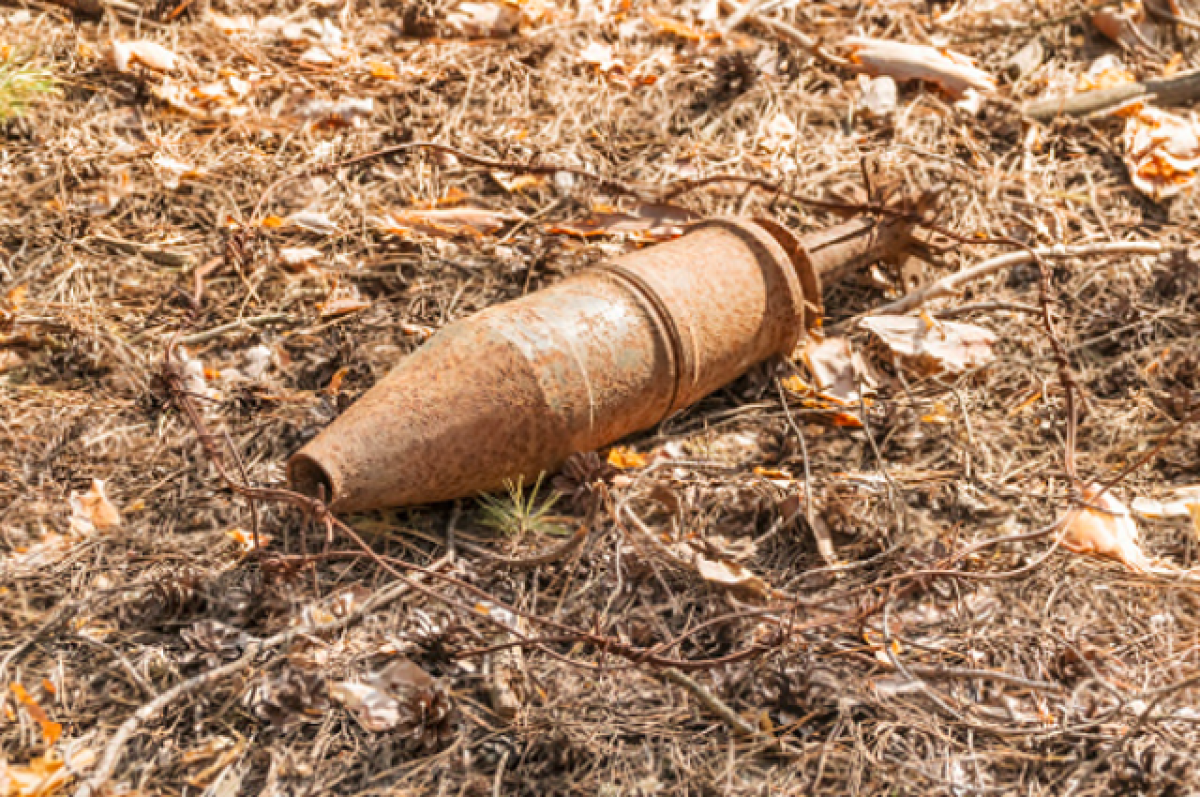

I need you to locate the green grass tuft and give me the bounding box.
[0,56,56,121]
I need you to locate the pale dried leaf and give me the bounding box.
[278,247,324,270]
[844,37,996,98]
[1122,106,1200,201]
[296,97,374,128]
[1132,486,1200,518]
[859,75,897,117]
[695,554,769,598]
[208,11,255,34]
[69,479,121,535]
[801,336,870,404]
[1060,485,1153,573]
[329,681,402,732]
[285,211,339,236]
[107,40,179,73]
[860,315,997,373]
[446,2,520,37]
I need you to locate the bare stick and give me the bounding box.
[871,241,1164,316]
[660,667,763,738]
[1024,68,1200,121]
[73,554,452,797]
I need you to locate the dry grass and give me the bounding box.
[3,0,1200,795]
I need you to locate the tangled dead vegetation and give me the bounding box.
[4,0,1200,795]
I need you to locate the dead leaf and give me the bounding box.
[580,41,624,74]
[85,169,130,217]
[1093,1,1157,51]
[643,10,716,42]
[0,748,97,797]
[606,446,647,470]
[1131,485,1200,518]
[106,40,179,73]
[318,286,370,317]
[153,153,206,190]
[383,207,511,238]
[0,350,26,375]
[695,554,769,598]
[297,97,374,128]
[9,684,61,746]
[1121,105,1200,200]
[844,37,996,98]
[68,479,120,536]
[284,211,339,236]
[1076,55,1136,93]
[330,658,441,733]
[208,11,255,34]
[1060,484,1152,573]
[860,315,997,374]
[446,2,520,37]
[547,203,695,241]
[226,527,272,553]
[801,336,870,404]
[278,247,324,271]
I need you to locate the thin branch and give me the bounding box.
[871,241,1164,316]
[73,554,453,797]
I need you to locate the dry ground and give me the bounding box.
[4,0,1200,794]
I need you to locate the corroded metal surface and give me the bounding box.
[288,216,913,511]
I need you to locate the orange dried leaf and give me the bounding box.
[7,285,27,308]
[10,683,62,746]
[1060,485,1152,572]
[324,366,349,395]
[68,479,121,536]
[643,10,714,41]
[366,60,398,80]
[226,527,272,552]
[383,207,511,238]
[261,215,286,229]
[607,446,647,470]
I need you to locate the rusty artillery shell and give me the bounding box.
[289,216,912,511]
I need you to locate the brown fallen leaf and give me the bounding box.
[383,207,512,238]
[330,658,453,745]
[1060,484,1153,573]
[318,286,371,318]
[844,37,996,98]
[1093,1,1158,51]
[860,315,997,374]
[68,479,121,536]
[106,40,179,73]
[547,203,696,241]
